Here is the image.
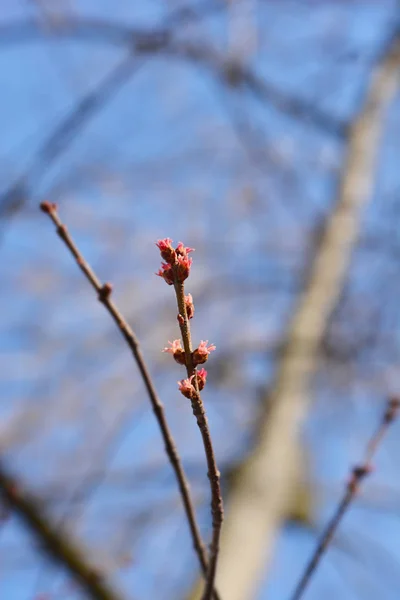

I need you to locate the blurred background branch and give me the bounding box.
[0,460,124,600]
[187,24,400,600]
[2,2,400,600]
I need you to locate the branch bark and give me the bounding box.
[0,461,124,600]
[186,32,400,600]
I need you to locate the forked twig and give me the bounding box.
[40,202,220,600]
[290,397,400,600]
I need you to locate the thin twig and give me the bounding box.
[290,397,400,600]
[173,278,224,600]
[0,13,346,230]
[0,460,123,600]
[0,3,223,224]
[39,202,220,599]
[0,53,140,230]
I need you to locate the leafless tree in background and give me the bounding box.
[1,2,400,600]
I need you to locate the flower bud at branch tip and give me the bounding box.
[176,241,194,256]
[40,201,57,214]
[155,239,194,284]
[156,238,175,263]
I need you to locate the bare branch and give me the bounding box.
[0,12,346,229]
[0,53,139,225]
[0,460,124,600]
[174,280,223,600]
[39,203,218,598]
[187,29,400,600]
[290,398,400,600]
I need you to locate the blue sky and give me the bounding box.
[1,1,400,599]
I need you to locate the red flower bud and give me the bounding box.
[162,340,186,365]
[178,375,196,399]
[185,293,195,319]
[156,238,176,264]
[192,341,216,366]
[156,262,174,285]
[196,368,207,391]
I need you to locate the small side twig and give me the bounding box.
[156,239,224,600]
[0,460,123,600]
[39,202,218,597]
[290,397,400,600]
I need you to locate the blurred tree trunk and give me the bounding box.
[187,33,400,600]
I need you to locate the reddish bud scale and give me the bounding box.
[197,368,207,391]
[40,201,57,214]
[98,282,113,301]
[163,340,186,365]
[192,350,208,366]
[347,464,373,494]
[185,293,195,319]
[178,376,196,399]
[156,238,176,263]
[176,242,194,257]
[175,255,192,283]
[156,263,174,285]
[173,350,186,365]
[192,341,216,366]
[155,239,194,284]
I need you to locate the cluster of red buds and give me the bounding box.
[155,238,194,285]
[163,339,216,367]
[156,238,215,398]
[178,369,208,399]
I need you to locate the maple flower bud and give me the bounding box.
[156,262,174,285]
[156,238,176,264]
[196,368,207,391]
[185,293,195,319]
[176,242,195,257]
[162,339,186,365]
[40,201,57,214]
[192,340,216,366]
[175,254,192,283]
[178,375,196,399]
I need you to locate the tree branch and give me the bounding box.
[0,54,139,225]
[186,30,400,600]
[0,14,346,228]
[0,460,124,600]
[40,203,218,598]
[173,280,223,600]
[290,398,400,600]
